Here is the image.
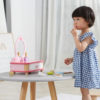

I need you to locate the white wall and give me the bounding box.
[35,0,43,59]
[10,0,35,60]
[0,0,7,32]
[0,0,8,72]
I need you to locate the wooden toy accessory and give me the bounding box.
[9,37,43,76]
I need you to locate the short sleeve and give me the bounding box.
[89,33,98,49]
[80,32,98,49]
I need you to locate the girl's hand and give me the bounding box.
[71,27,77,37]
[64,58,73,65]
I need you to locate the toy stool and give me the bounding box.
[91,92,100,100]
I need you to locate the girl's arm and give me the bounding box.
[71,28,93,52]
[73,36,93,52]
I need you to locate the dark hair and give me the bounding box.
[72,6,95,27]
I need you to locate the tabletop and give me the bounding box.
[0,72,74,82]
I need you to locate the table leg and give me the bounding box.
[91,96,97,100]
[20,82,28,100]
[30,82,36,100]
[48,81,57,100]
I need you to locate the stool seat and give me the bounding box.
[91,91,100,96]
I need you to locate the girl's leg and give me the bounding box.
[80,88,92,100]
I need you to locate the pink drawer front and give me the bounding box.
[10,64,25,71]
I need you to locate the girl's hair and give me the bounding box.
[72,6,95,27]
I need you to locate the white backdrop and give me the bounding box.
[1,0,100,72]
[10,0,100,72]
[0,0,7,32]
[0,0,36,72]
[10,0,36,60]
[40,0,100,72]
[0,0,8,72]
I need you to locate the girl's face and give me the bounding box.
[73,17,89,30]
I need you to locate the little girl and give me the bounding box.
[64,6,100,100]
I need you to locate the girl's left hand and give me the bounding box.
[71,27,77,37]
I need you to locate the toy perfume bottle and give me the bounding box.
[16,52,21,62]
[24,52,29,62]
[11,52,21,62]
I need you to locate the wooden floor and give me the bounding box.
[0,79,100,100]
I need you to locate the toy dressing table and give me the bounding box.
[9,37,43,76]
[0,72,74,100]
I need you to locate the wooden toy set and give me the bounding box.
[9,37,43,76]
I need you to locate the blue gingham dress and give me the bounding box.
[73,32,100,89]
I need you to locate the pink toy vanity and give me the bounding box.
[9,37,43,76]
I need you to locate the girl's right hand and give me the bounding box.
[64,58,73,65]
